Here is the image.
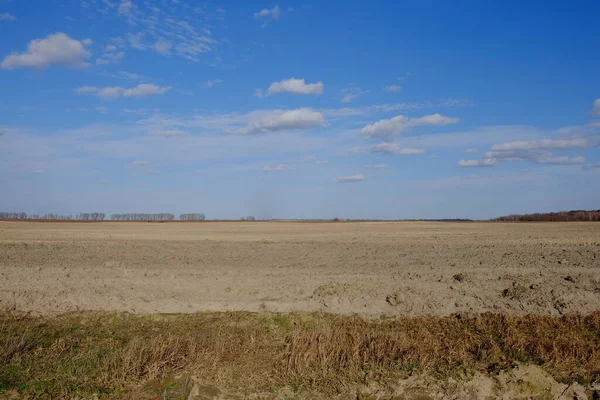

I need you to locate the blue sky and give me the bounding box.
[1,0,599,219]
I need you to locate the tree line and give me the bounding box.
[494,210,600,222]
[0,212,208,221]
[110,213,175,221]
[179,213,206,221]
[0,212,104,220]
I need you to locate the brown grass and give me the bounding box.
[1,310,600,398]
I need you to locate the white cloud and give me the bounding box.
[254,88,264,98]
[237,108,325,135]
[591,99,600,117]
[537,155,585,165]
[361,115,409,141]
[262,164,292,172]
[333,174,364,183]
[588,121,600,128]
[464,148,478,153]
[370,143,424,155]
[384,85,401,92]
[98,87,125,100]
[1,33,92,69]
[491,137,596,152]
[118,0,135,16]
[96,106,109,113]
[154,38,172,55]
[254,5,281,24]
[204,79,224,87]
[266,78,324,96]
[362,113,460,141]
[105,44,117,52]
[323,102,426,119]
[0,12,16,21]
[364,164,386,169]
[132,160,147,165]
[458,158,496,168]
[74,83,170,100]
[124,83,171,97]
[411,113,460,126]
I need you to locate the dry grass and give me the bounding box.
[1,310,600,398]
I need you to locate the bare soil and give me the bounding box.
[1,221,599,316]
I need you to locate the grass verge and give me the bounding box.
[1,310,599,398]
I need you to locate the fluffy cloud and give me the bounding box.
[237,108,325,135]
[384,85,401,92]
[369,143,424,155]
[132,160,147,165]
[591,99,600,117]
[362,113,460,141]
[123,83,171,97]
[333,174,364,183]
[464,148,479,153]
[364,164,386,169]
[1,33,92,69]
[0,12,16,21]
[458,158,497,168]
[74,84,171,100]
[98,87,126,100]
[362,115,408,141]
[267,78,324,96]
[411,114,460,126]
[262,164,292,172]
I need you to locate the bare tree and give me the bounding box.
[180,213,206,221]
[110,213,175,221]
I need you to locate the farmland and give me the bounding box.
[1,221,600,398]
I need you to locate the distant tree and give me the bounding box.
[110,213,174,221]
[494,210,600,222]
[180,213,206,221]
